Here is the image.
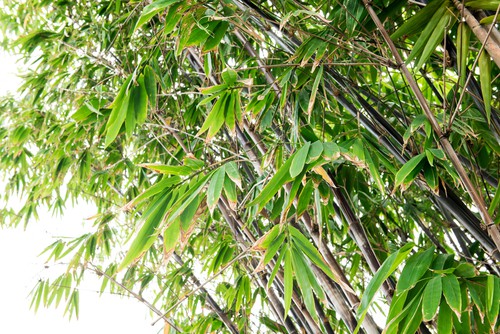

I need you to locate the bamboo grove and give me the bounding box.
[0,0,499,332]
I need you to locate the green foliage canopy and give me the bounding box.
[0,0,499,332]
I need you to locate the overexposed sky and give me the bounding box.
[0,51,163,333]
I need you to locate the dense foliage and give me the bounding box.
[1,0,499,332]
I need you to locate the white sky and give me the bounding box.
[0,51,164,333]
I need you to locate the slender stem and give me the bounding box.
[172,253,240,334]
[88,264,181,332]
[151,249,251,326]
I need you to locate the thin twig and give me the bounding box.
[151,248,251,326]
[87,263,182,332]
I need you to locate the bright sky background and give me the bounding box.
[0,51,163,333]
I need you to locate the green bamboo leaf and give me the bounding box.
[134,0,182,32]
[391,291,430,333]
[345,0,365,35]
[163,2,183,34]
[355,243,414,334]
[202,21,229,52]
[263,233,285,266]
[414,11,453,71]
[135,76,148,126]
[233,90,242,124]
[307,66,323,120]
[284,170,306,213]
[198,89,226,106]
[297,180,314,216]
[199,83,228,95]
[221,68,237,85]
[291,247,318,320]
[466,0,500,10]
[268,248,286,290]
[479,50,492,124]
[224,91,236,132]
[179,194,200,230]
[428,148,446,160]
[364,147,385,193]
[254,224,281,250]
[424,164,439,193]
[306,140,323,163]
[406,4,447,65]
[72,103,94,122]
[125,94,137,139]
[457,23,471,88]
[488,182,500,216]
[99,265,116,295]
[437,300,453,334]
[224,161,242,189]
[487,275,494,312]
[322,142,340,160]
[384,290,409,334]
[163,220,181,255]
[138,163,193,176]
[480,15,500,24]
[442,274,462,316]
[259,316,287,333]
[423,275,442,321]
[399,294,423,334]
[464,281,484,312]
[198,91,226,131]
[207,167,225,213]
[223,175,238,209]
[279,82,288,111]
[165,174,210,225]
[124,176,180,209]
[299,250,326,303]
[290,142,310,178]
[487,276,500,324]
[284,245,293,318]
[454,262,476,278]
[198,92,228,140]
[118,191,171,271]
[394,153,426,188]
[246,154,294,210]
[396,246,435,293]
[30,281,44,313]
[185,20,213,47]
[143,65,157,109]
[105,75,133,147]
[289,225,336,280]
[425,149,434,167]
